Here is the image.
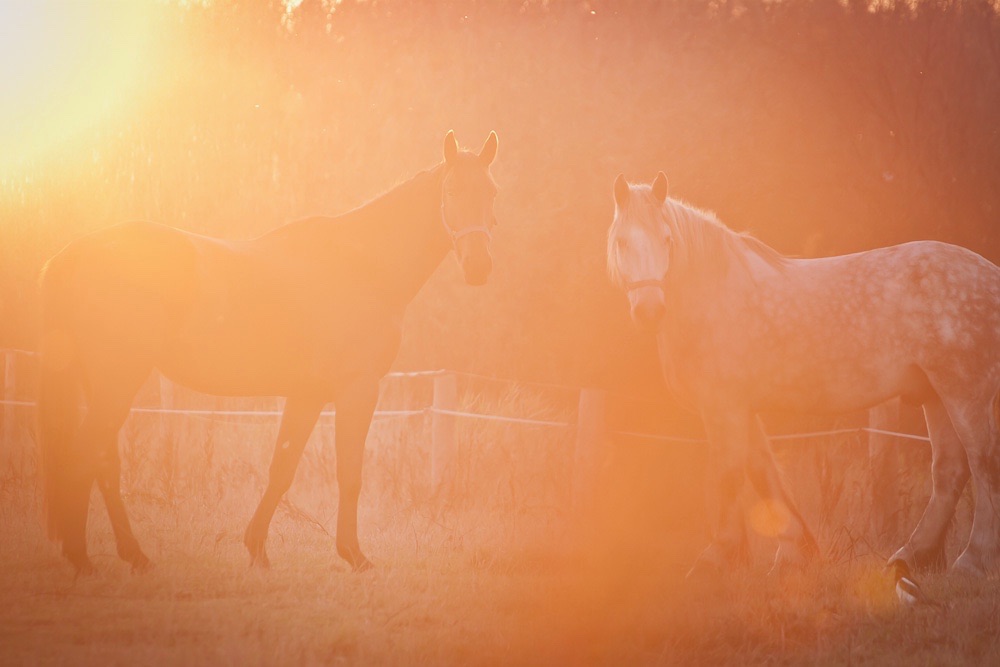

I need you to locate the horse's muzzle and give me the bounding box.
[630,290,666,330]
[460,248,493,286]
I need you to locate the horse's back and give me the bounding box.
[41,222,223,374]
[798,239,996,280]
[871,241,993,324]
[890,240,1000,383]
[789,240,1000,316]
[868,239,997,282]
[700,239,1000,413]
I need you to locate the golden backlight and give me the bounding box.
[0,1,153,170]
[0,1,997,664]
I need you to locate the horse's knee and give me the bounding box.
[971,449,1000,491]
[932,451,970,492]
[336,467,363,501]
[267,443,301,494]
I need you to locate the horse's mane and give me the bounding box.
[258,163,445,247]
[665,197,788,275]
[607,185,787,286]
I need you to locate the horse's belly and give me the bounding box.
[158,303,328,396]
[752,362,933,414]
[158,311,402,398]
[156,340,312,397]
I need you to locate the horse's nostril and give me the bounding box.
[460,251,492,286]
[633,300,666,327]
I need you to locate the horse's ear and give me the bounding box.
[614,174,629,208]
[444,130,458,165]
[479,131,498,166]
[651,172,669,204]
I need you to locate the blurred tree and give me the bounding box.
[1,0,998,404]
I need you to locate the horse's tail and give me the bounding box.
[36,250,83,544]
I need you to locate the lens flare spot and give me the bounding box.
[748,498,791,538]
[0,2,153,169]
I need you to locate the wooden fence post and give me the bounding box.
[869,398,901,546]
[159,374,177,498]
[2,351,15,448]
[573,388,607,508]
[431,372,458,496]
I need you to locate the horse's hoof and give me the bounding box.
[351,557,374,573]
[248,549,271,569]
[887,547,916,573]
[244,528,271,569]
[66,549,96,577]
[338,543,374,573]
[130,553,153,574]
[73,560,97,578]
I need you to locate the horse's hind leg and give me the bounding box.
[889,394,968,571]
[59,454,97,575]
[745,417,819,574]
[83,366,151,572]
[944,392,1000,575]
[60,396,139,574]
[96,433,151,572]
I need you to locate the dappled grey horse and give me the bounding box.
[607,172,1000,576]
[38,131,500,574]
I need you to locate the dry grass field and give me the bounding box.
[3,379,1000,665]
[3,1,1000,664]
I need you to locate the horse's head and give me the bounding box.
[440,130,499,286]
[607,172,671,331]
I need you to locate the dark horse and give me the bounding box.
[37,131,500,574]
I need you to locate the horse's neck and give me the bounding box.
[274,165,451,308]
[669,223,781,306]
[661,233,760,350]
[350,165,451,305]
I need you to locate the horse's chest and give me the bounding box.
[656,330,710,401]
[332,321,402,379]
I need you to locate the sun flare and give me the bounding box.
[0,1,154,170]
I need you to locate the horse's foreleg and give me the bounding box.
[890,395,968,572]
[746,417,819,574]
[95,436,151,572]
[60,463,96,576]
[688,409,752,578]
[65,365,148,575]
[957,444,1000,575]
[333,378,379,572]
[244,397,324,568]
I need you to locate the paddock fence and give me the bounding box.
[1,348,930,543]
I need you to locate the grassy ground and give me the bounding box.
[3,492,1000,666]
[2,393,1000,666]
